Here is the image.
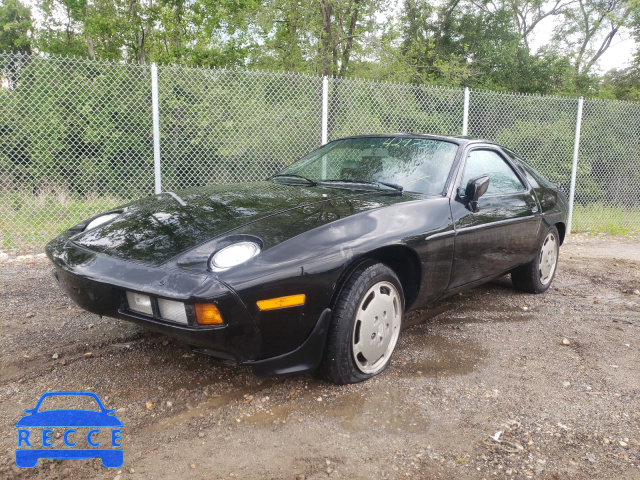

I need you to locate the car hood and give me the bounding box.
[70,182,415,266]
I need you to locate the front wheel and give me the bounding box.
[512,225,559,293]
[320,262,404,385]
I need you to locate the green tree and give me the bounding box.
[0,0,33,54]
[600,67,640,101]
[553,0,633,76]
[396,1,579,93]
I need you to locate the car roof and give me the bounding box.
[29,391,108,413]
[337,133,498,148]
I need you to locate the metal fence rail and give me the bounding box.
[0,53,639,249]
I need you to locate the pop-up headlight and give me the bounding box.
[85,213,119,231]
[209,241,261,272]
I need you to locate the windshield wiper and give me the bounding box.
[321,179,403,192]
[271,174,317,186]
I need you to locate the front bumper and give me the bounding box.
[46,239,332,375]
[48,241,261,363]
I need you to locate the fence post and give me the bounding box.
[462,87,470,136]
[321,76,329,145]
[567,97,584,235]
[151,63,162,195]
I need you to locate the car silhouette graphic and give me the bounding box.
[15,391,123,468]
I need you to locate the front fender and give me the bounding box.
[218,198,451,358]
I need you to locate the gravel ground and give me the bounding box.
[1,234,639,480]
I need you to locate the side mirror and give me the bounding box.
[464,175,490,212]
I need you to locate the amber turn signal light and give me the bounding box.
[195,303,224,325]
[256,294,306,311]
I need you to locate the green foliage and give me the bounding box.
[493,119,577,189]
[328,79,463,139]
[0,56,155,199]
[0,0,32,54]
[600,67,640,102]
[158,67,323,189]
[2,0,637,98]
[577,99,640,207]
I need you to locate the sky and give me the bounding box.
[589,38,636,73]
[528,15,637,74]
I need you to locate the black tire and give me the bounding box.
[320,261,404,385]
[512,225,560,294]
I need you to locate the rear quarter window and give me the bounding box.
[502,148,554,189]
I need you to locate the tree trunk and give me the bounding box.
[338,0,361,77]
[319,0,334,77]
[137,29,146,64]
[86,34,96,60]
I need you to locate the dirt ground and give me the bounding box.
[1,234,639,480]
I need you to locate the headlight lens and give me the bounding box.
[85,213,119,231]
[210,241,261,271]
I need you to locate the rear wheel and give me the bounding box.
[320,262,404,385]
[512,225,559,293]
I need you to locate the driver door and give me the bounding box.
[448,147,541,289]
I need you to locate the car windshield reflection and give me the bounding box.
[275,137,458,195]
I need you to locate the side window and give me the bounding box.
[459,150,525,196]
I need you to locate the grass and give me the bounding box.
[0,190,125,250]
[571,203,640,236]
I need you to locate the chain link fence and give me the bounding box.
[158,67,322,190]
[0,54,154,248]
[327,78,464,138]
[1,53,639,249]
[467,90,579,194]
[576,99,640,233]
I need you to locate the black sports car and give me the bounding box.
[46,134,567,384]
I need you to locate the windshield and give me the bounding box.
[36,395,101,412]
[275,137,459,195]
